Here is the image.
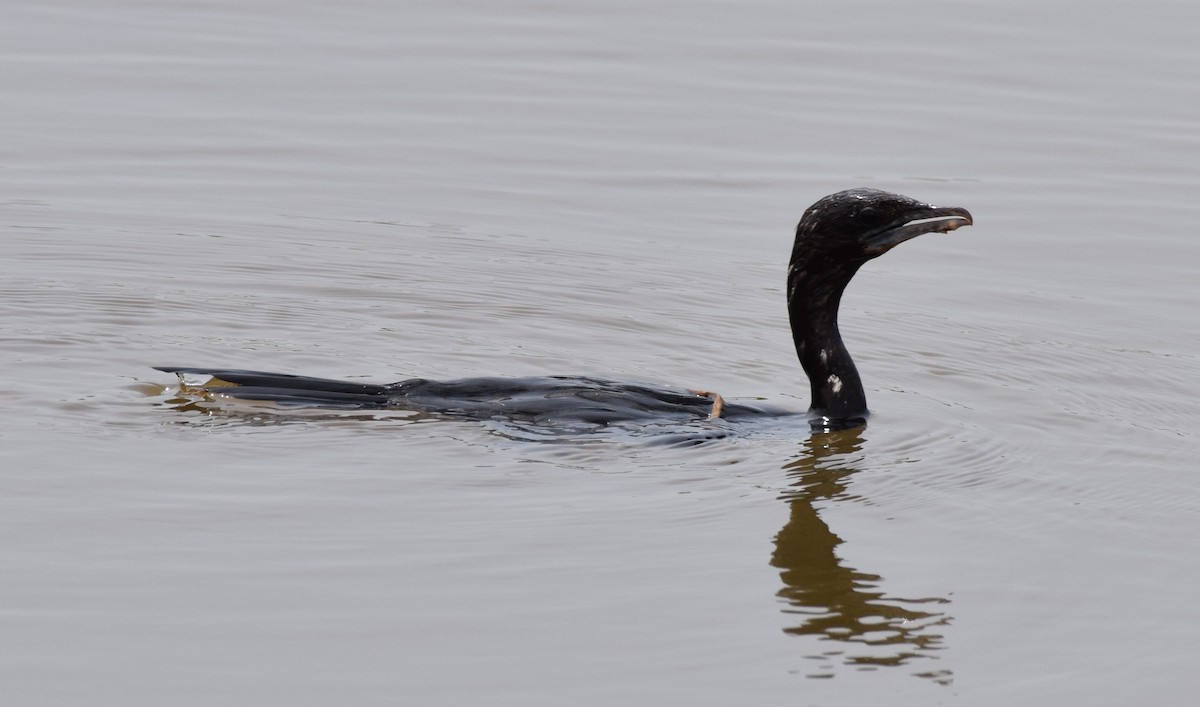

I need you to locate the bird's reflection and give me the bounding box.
[772,428,952,684]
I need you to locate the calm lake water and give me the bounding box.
[3,0,1199,704]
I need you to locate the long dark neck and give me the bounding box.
[787,259,868,422]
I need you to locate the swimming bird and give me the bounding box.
[157,189,972,430]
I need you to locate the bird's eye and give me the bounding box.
[857,207,881,226]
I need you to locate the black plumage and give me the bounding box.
[158,189,972,430]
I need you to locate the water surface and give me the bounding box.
[3,1,1199,704]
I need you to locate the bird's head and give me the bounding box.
[791,188,973,274]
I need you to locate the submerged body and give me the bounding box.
[158,189,972,431]
[157,368,785,426]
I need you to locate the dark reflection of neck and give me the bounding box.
[771,428,952,684]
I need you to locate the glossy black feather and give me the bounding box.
[157,189,971,429]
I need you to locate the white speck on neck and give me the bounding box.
[828,374,842,393]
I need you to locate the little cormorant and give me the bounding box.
[157,189,972,430]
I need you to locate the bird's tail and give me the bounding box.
[154,367,391,408]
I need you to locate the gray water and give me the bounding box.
[3,0,1199,704]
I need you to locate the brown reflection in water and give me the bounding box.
[772,428,952,684]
